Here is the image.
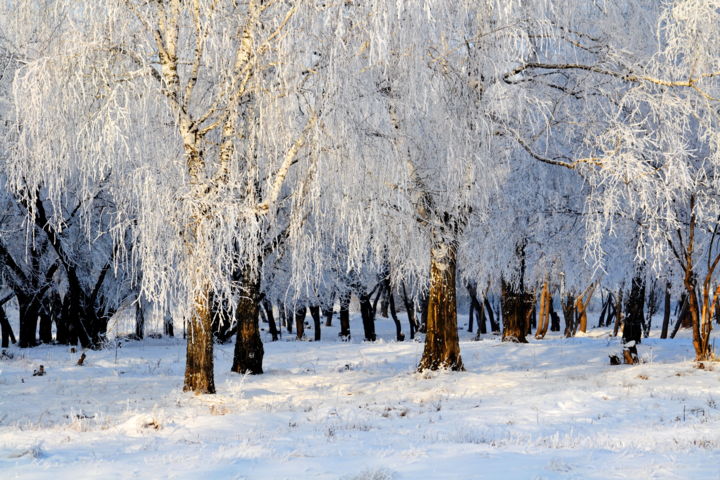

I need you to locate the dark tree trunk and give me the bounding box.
[467,298,474,333]
[419,290,429,334]
[263,298,279,341]
[279,302,291,334]
[467,283,487,336]
[18,294,41,348]
[380,287,389,318]
[135,299,145,340]
[38,307,52,344]
[418,243,464,371]
[400,283,417,339]
[0,305,15,348]
[597,292,610,328]
[622,274,645,363]
[231,270,264,375]
[359,294,377,341]
[501,280,531,343]
[322,293,335,327]
[53,293,68,344]
[660,282,671,339]
[295,305,306,340]
[670,295,688,339]
[210,291,234,343]
[309,305,321,341]
[164,312,174,337]
[476,300,487,336]
[561,294,576,338]
[529,305,536,336]
[388,289,404,341]
[184,290,216,393]
[484,297,500,333]
[338,292,351,340]
[549,299,561,332]
[643,281,658,337]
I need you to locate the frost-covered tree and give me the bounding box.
[8,0,329,393]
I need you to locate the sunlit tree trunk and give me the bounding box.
[418,242,463,371]
[184,289,215,393]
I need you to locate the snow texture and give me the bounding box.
[1,314,719,479]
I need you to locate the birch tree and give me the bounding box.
[9,0,327,393]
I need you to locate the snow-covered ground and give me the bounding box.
[1,314,719,479]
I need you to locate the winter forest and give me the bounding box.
[1,0,720,478]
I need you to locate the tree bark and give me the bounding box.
[549,299,560,332]
[338,292,351,339]
[622,274,645,363]
[401,283,417,339]
[660,282,671,339]
[359,293,377,341]
[184,290,216,393]
[612,288,624,337]
[309,305,321,341]
[535,281,550,339]
[561,294,576,338]
[388,289,404,341]
[18,294,40,348]
[484,297,500,333]
[135,298,145,340]
[322,294,334,327]
[295,305,306,340]
[231,270,264,375]
[262,298,279,341]
[418,243,464,371]
[501,280,531,343]
[0,305,16,348]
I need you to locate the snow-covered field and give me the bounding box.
[1,315,720,479]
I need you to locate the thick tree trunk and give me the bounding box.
[418,243,464,371]
[231,287,263,374]
[18,294,40,348]
[622,274,645,364]
[501,280,531,343]
[184,290,216,393]
[231,270,264,375]
[338,292,351,339]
